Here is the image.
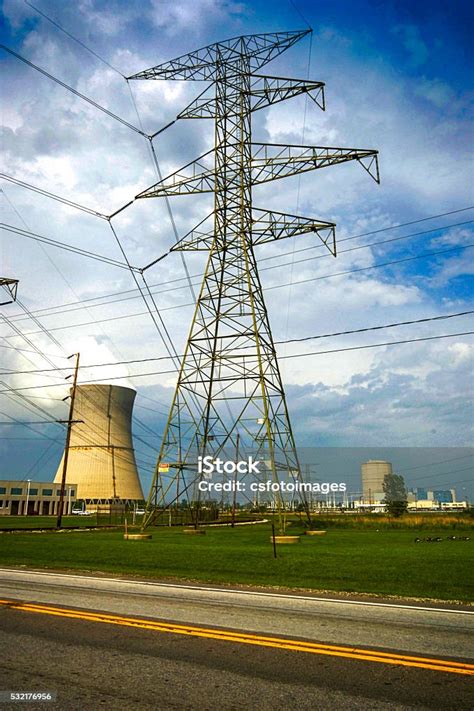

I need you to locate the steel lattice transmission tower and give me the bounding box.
[128,30,379,531]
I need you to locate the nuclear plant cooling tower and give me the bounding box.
[54,384,144,502]
[361,460,392,503]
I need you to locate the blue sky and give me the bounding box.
[1,0,473,496]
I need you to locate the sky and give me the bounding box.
[1,0,473,497]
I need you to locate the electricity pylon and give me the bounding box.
[128,30,379,532]
[0,278,19,305]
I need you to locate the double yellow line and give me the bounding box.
[1,598,473,676]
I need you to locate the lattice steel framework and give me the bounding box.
[128,30,379,531]
[0,278,19,305]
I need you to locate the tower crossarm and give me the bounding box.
[136,144,379,200]
[127,30,310,82]
[0,277,19,305]
[251,209,336,254]
[171,212,216,252]
[250,75,325,112]
[251,144,380,185]
[170,208,336,254]
[177,76,325,119]
[136,150,215,199]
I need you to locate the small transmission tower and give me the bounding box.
[128,30,379,531]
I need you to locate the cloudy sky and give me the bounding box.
[1,0,473,496]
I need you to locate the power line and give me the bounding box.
[409,466,474,484]
[402,454,473,473]
[107,221,183,371]
[1,310,472,375]
[3,189,174,433]
[0,223,140,272]
[259,209,474,264]
[1,176,109,220]
[24,0,126,77]
[4,242,472,338]
[0,421,59,425]
[265,243,474,292]
[261,219,474,270]
[1,45,146,136]
[5,209,472,324]
[276,310,474,345]
[0,330,471,393]
[278,331,474,361]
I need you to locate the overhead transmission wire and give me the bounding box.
[3,189,174,429]
[22,0,197,303]
[0,44,192,354]
[0,176,108,219]
[23,0,126,77]
[0,408,62,442]
[2,212,473,317]
[4,240,473,339]
[18,433,66,482]
[2,310,472,375]
[261,219,474,272]
[1,223,139,272]
[401,454,473,473]
[0,381,66,426]
[2,150,184,424]
[288,0,313,29]
[409,466,474,485]
[1,201,161,449]
[0,45,146,136]
[1,330,472,394]
[4,211,472,327]
[8,0,196,304]
[4,205,471,322]
[260,206,474,263]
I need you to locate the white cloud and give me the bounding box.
[392,24,429,67]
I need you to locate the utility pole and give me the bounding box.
[231,432,240,528]
[57,353,80,528]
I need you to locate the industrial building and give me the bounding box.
[53,384,144,504]
[0,480,78,516]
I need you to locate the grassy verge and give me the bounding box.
[1,522,472,602]
[302,513,473,529]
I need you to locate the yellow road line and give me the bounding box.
[1,598,472,676]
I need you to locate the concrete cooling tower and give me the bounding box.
[54,384,144,502]
[361,460,392,503]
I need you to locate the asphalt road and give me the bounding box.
[1,568,473,710]
[0,568,472,658]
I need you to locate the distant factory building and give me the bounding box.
[410,488,457,504]
[361,460,392,504]
[53,384,144,504]
[0,480,78,516]
[432,489,456,504]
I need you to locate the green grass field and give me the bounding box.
[0,515,102,529]
[0,522,472,602]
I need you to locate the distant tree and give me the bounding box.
[383,473,408,517]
